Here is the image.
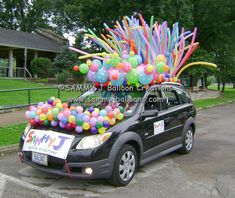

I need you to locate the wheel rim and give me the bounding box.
[185,129,193,151]
[119,151,136,182]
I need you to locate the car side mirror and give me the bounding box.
[141,109,158,119]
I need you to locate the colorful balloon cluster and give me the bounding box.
[25,97,125,134]
[70,15,216,85]
[73,53,176,87]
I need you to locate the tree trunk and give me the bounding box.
[217,81,220,91]
[190,74,193,91]
[204,74,208,89]
[221,81,225,92]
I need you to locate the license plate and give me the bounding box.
[32,152,48,166]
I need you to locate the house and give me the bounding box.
[0,28,68,78]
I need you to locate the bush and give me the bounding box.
[30,57,53,78]
[53,47,79,73]
[55,70,70,84]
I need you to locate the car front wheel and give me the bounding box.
[179,126,194,154]
[109,144,137,186]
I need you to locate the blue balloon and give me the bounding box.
[103,60,111,69]
[92,59,102,69]
[95,68,108,83]
[61,117,68,125]
[135,55,143,64]
[139,71,153,85]
[111,71,124,86]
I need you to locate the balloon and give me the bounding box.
[29,119,36,126]
[156,54,167,63]
[90,63,99,72]
[38,102,44,106]
[109,118,116,125]
[98,127,106,134]
[135,55,143,64]
[144,65,154,75]
[90,126,98,134]
[126,69,139,84]
[139,70,153,85]
[117,113,124,120]
[51,120,58,127]
[90,117,97,126]
[82,122,90,130]
[95,68,108,83]
[114,108,120,114]
[76,106,83,114]
[122,62,132,73]
[92,59,102,68]
[63,109,71,117]
[103,120,110,128]
[107,111,115,119]
[75,126,83,133]
[105,105,112,112]
[61,117,68,125]
[79,63,89,74]
[96,121,103,128]
[88,106,94,113]
[56,103,62,109]
[52,108,59,115]
[92,111,99,118]
[111,71,124,86]
[109,69,120,81]
[73,65,79,72]
[156,62,165,73]
[109,57,121,67]
[58,113,64,120]
[59,122,66,128]
[47,98,53,105]
[83,114,90,122]
[76,118,83,126]
[118,106,124,113]
[103,59,111,69]
[39,114,46,121]
[164,65,170,72]
[62,103,68,109]
[43,120,50,126]
[68,115,76,123]
[29,111,36,118]
[71,110,77,116]
[100,109,107,117]
[97,116,105,122]
[127,57,138,68]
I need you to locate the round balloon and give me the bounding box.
[95,68,108,83]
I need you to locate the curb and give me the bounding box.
[0,143,19,155]
[196,100,235,111]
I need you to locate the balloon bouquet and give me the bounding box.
[25,15,216,134]
[71,14,216,87]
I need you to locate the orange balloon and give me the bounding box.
[47,114,53,121]
[62,102,68,108]
[164,65,170,72]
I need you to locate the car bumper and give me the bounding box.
[20,151,113,179]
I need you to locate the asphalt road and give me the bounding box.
[0,103,235,198]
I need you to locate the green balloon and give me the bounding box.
[110,57,120,67]
[43,120,50,126]
[118,106,124,113]
[96,121,103,129]
[76,119,83,126]
[79,63,89,74]
[126,69,139,84]
[52,108,59,114]
[127,57,138,68]
[155,62,165,73]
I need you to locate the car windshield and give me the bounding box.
[70,88,145,116]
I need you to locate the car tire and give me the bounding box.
[178,126,194,154]
[108,144,137,186]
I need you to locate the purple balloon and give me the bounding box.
[90,117,97,126]
[51,120,58,127]
[47,99,53,105]
[83,114,90,122]
[90,126,98,134]
[87,70,96,82]
[38,102,44,107]
[59,121,65,128]
[88,106,94,113]
[103,120,110,128]
[75,126,83,133]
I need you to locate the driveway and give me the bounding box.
[0,103,235,198]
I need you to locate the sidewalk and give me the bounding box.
[0,110,26,127]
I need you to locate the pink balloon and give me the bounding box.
[114,108,120,114]
[105,105,112,112]
[76,106,83,114]
[63,109,71,117]
[58,113,64,120]
[90,117,97,126]
[90,63,99,72]
[97,116,105,122]
[25,111,30,119]
[91,111,99,118]
[87,70,96,82]
[122,62,132,73]
[109,69,120,81]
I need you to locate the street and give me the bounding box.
[0,103,235,198]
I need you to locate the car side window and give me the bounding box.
[144,90,163,111]
[176,90,189,104]
[162,89,180,108]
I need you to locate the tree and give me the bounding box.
[192,0,235,91]
[0,0,52,32]
[30,57,53,78]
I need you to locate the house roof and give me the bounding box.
[0,28,67,52]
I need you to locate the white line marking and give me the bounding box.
[0,177,6,198]
[0,172,66,198]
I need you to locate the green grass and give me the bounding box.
[0,79,81,106]
[194,84,235,108]
[0,122,27,146]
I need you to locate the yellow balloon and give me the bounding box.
[117,113,124,120]
[84,111,91,116]
[109,118,116,126]
[56,103,62,109]
[68,115,75,123]
[94,108,100,113]
[82,122,90,130]
[156,54,167,64]
[98,127,106,134]
[39,114,46,121]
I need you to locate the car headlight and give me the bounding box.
[76,132,112,150]
[23,123,31,137]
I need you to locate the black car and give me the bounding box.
[19,83,196,186]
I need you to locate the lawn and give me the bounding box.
[0,79,81,107]
[193,84,235,108]
[0,122,27,146]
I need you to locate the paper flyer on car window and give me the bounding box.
[154,120,165,135]
[23,129,75,159]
